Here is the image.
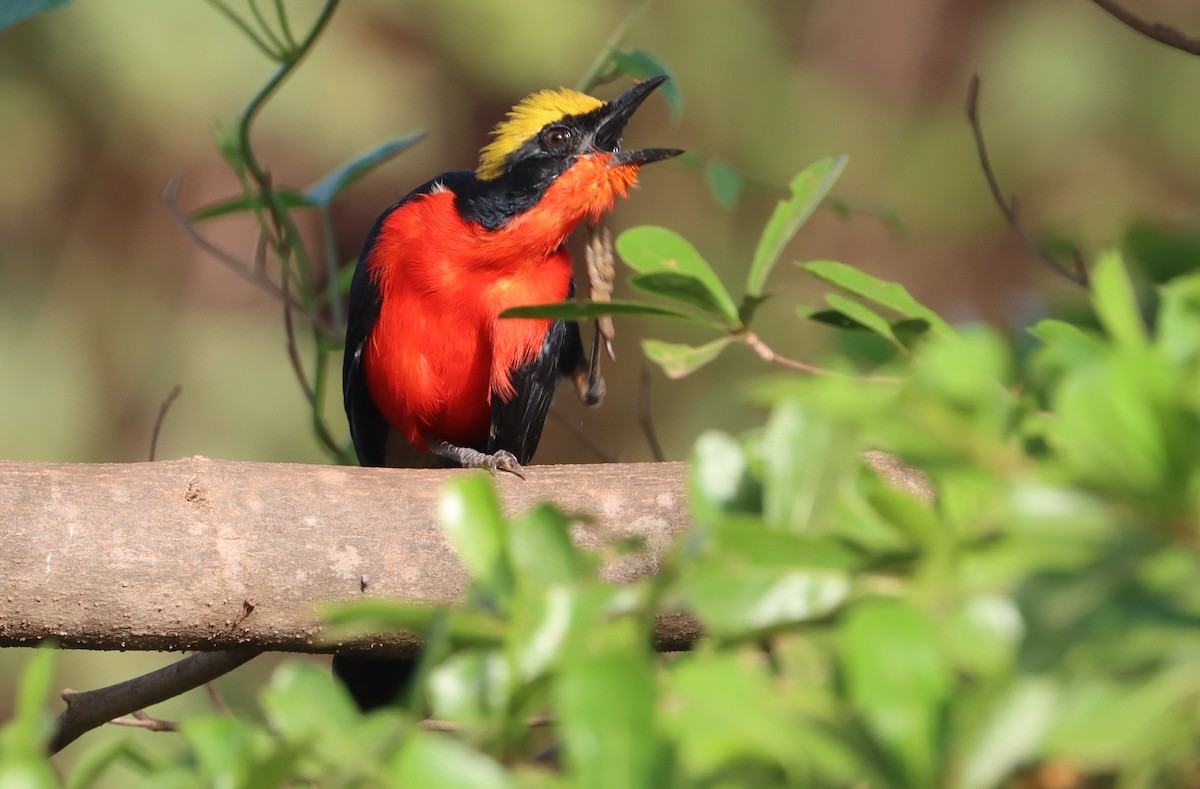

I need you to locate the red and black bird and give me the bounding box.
[343,75,680,479]
[337,76,680,708]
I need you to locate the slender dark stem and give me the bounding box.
[575,0,653,92]
[637,365,665,462]
[965,75,1088,286]
[162,179,337,337]
[247,0,287,56]
[319,207,345,330]
[202,0,280,59]
[273,0,297,50]
[1090,0,1200,55]
[149,384,183,462]
[741,331,902,384]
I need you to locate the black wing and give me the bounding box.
[488,317,587,465]
[343,171,477,467]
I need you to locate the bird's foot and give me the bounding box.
[429,441,526,479]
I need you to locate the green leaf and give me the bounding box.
[760,399,861,532]
[841,601,950,788]
[500,300,701,323]
[802,260,954,338]
[642,336,734,379]
[1090,248,1148,348]
[956,678,1057,789]
[0,0,70,31]
[189,189,316,222]
[689,430,760,526]
[748,156,848,296]
[629,272,732,319]
[439,475,513,603]
[822,293,905,348]
[262,662,358,745]
[1156,270,1200,365]
[66,738,146,789]
[617,226,740,324]
[0,648,55,757]
[508,504,593,587]
[799,307,870,331]
[306,132,425,206]
[662,651,801,778]
[391,730,516,789]
[608,49,683,122]
[706,159,744,207]
[426,650,512,730]
[320,599,506,647]
[556,648,665,789]
[683,561,849,639]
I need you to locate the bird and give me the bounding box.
[335,76,681,710]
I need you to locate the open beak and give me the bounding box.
[592,75,685,168]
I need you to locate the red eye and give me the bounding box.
[542,125,572,149]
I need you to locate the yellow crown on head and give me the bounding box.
[476,88,605,181]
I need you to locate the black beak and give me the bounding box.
[592,75,684,167]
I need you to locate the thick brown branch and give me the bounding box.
[0,458,696,653]
[50,650,259,753]
[1090,0,1200,56]
[965,75,1088,286]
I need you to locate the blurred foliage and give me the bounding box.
[6,0,1200,786]
[10,159,1200,784]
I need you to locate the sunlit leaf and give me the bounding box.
[1090,249,1147,348]
[617,226,740,324]
[1156,270,1200,365]
[439,475,512,603]
[557,647,665,789]
[629,272,731,318]
[391,731,516,789]
[748,156,847,296]
[802,260,954,338]
[642,336,734,379]
[841,601,950,788]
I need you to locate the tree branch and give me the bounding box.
[0,458,696,653]
[1090,0,1200,56]
[50,649,259,753]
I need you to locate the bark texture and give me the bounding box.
[0,457,693,653]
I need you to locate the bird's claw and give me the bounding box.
[487,450,526,480]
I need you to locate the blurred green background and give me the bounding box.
[2,0,1198,775]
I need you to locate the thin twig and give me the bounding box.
[637,365,665,462]
[163,178,337,337]
[247,0,287,56]
[204,682,231,716]
[202,0,281,60]
[282,274,315,403]
[50,650,260,753]
[109,710,178,733]
[965,75,1088,286]
[149,384,182,463]
[740,331,902,384]
[1090,0,1200,55]
[549,404,619,463]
